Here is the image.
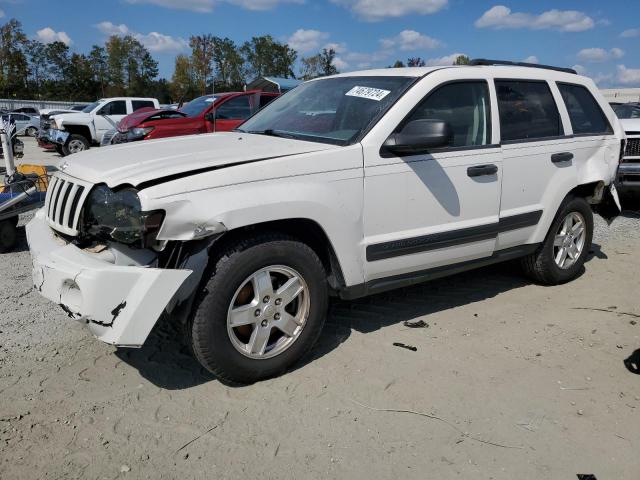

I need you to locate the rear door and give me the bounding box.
[496,79,575,249]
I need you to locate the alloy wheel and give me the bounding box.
[553,211,586,269]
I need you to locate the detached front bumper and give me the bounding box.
[26,210,191,346]
[47,128,69,145]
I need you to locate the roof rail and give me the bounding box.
[469,58,577,75]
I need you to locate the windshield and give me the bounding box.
[237,76,415,145]
[179,95,218,117]
[82,101,102,113]
[612,103,640,119]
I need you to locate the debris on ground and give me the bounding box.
[403,319,428,329]
[392,342,417,352]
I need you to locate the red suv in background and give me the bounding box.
[112,90,279,143]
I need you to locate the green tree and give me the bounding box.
[390,60,406,68]
[189,34,215,95]
[241,35,297,80]
[454,55,470,65]
[171,54,196,102]
[300,48,338,80]
[0,19,28,97]
[104,35,158,96]
[407,57,426,67]
[25,39,47,98]
[89,45,108,97]
[67,53,98,101]
[212,36,244,91]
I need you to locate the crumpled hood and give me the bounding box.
[59,132,338,188]
[118,108,180,131]
[55,112,92,126]
[620,118,640,133]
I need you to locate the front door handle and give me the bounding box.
[551,152,574,163]
[467,164,498,177]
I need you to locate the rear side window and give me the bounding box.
[216,96,251,120]
[496,80,563,142]
[132,100,155,112]
[402,81,491,148]
[558,83,612,135]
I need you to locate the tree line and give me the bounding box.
[0,17,471,104]
[0,18,338,104]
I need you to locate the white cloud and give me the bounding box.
[380,30,441,52]
[475,5,594,32]
[226,0,303,10]
[523,55,539,64]
[287,29,329,54]
[332,56,349,70]
[36,27,72,46]
[323,42,347,54]
[96,21,130,36]
[620,28,640,38]
[332,0,447,22]
[577,47,624,63]
[125,0,302,12]
[592,72,613,85]
[424,52,466,67]
[617,65,640,86]
[95,21,188,53]
[572,64,587,75]
[125,0,215,11]
[137,32,189,53]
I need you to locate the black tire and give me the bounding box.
[25,127,37,137]
[62,134,90,156]
[0,219,18,253]
[189,233,328,384]
[521,196,593,285]
[54,144,64,155]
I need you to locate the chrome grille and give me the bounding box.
[625,138,640,158]
[44,173,93,236]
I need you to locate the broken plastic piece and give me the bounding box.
[393,342,417,352]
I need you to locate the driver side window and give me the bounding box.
[98,101,127,116]
[402,81,491,148]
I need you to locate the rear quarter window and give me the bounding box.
[132,100,156,112]
[495,80,563,142]
[557,83,613,135]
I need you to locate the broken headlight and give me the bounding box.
[82,185,164,247]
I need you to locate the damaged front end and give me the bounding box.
[26,174,215,347]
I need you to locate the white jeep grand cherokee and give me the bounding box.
[28,60,623,383]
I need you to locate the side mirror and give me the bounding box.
[205,111,215,122]
[382,119,452,155]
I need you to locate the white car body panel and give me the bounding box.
[28,65,623,347]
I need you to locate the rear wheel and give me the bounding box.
[63,134,90,156]
[25,126,37,137]
[189,233,328,384]
[522,196,593,285]
[0,219,18,253]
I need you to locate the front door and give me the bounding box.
[94,100,128,142]
[212,95,252,132]
[363,80,502,281]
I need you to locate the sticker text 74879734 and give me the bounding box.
[345,86,391,101]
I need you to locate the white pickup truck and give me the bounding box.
[48,97,159,156]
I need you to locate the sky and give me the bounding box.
[4,0,640,87]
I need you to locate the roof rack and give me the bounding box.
[469,59,577,75]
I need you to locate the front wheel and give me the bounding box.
[189,233,328,384]
[63,134,90,156]
[25,126,37,137]
[522,196,593,285]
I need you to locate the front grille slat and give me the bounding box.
[44,173,93,236]
[625,138,640,158]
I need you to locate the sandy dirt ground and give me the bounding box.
[1,138,640,479]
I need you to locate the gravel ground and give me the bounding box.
[1,138,640,479]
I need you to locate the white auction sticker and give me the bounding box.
[345,86,391,101]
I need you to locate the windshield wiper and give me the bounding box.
[239,129,296,139]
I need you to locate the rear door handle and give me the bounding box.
[551,152,574,163]
[467,164,498,177]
